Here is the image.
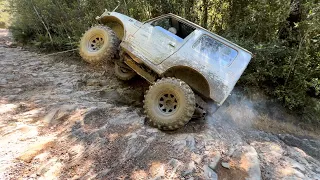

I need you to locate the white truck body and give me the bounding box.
[97,11,252,105]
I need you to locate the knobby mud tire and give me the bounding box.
[114,62,136,81]
[144,77,196,130]
[193,94,207,120]
[79,25,120,64]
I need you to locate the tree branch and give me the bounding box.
[30,0,53,43]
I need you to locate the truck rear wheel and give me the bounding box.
[193,94,207,120]
[144,78,196,130]
[79,25,119,64]
[114,62,136,81]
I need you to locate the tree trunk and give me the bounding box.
[202,0,208,29]
[30,0,53,43]
[185,0,195,21]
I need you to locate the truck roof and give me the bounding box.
[155,13,252,55]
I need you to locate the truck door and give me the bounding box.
[129,16,187,65]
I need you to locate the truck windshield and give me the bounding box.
[193,35,238,66]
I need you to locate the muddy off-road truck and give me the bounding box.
[79,10,252,130]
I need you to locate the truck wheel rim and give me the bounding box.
[87,35,105,52]
[120,66,130,73]
[157,92,178,115]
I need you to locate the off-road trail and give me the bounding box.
[0,29,319,180]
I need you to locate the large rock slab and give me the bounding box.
[278,134,320,160]
[217,145,261,180]
[17,139,56,163]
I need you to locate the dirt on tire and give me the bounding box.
[79,25,120,64]
[144,77,196,130]
[114,62,136,81]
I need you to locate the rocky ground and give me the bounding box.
[0,29,319,180]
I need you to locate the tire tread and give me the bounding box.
[79,25,120,64]
[144,77,196,130]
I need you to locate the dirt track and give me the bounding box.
[1,29,320,180]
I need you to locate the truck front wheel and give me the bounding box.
[79,25,119,64]
[144,78,196,130]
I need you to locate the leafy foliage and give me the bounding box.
[234,0,320,126]
[8,0,320,126]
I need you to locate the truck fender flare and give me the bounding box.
[99,16,126,41]
[162,66,211,99]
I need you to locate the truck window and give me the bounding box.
[193,35,238,66]
[150,17,195,39]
